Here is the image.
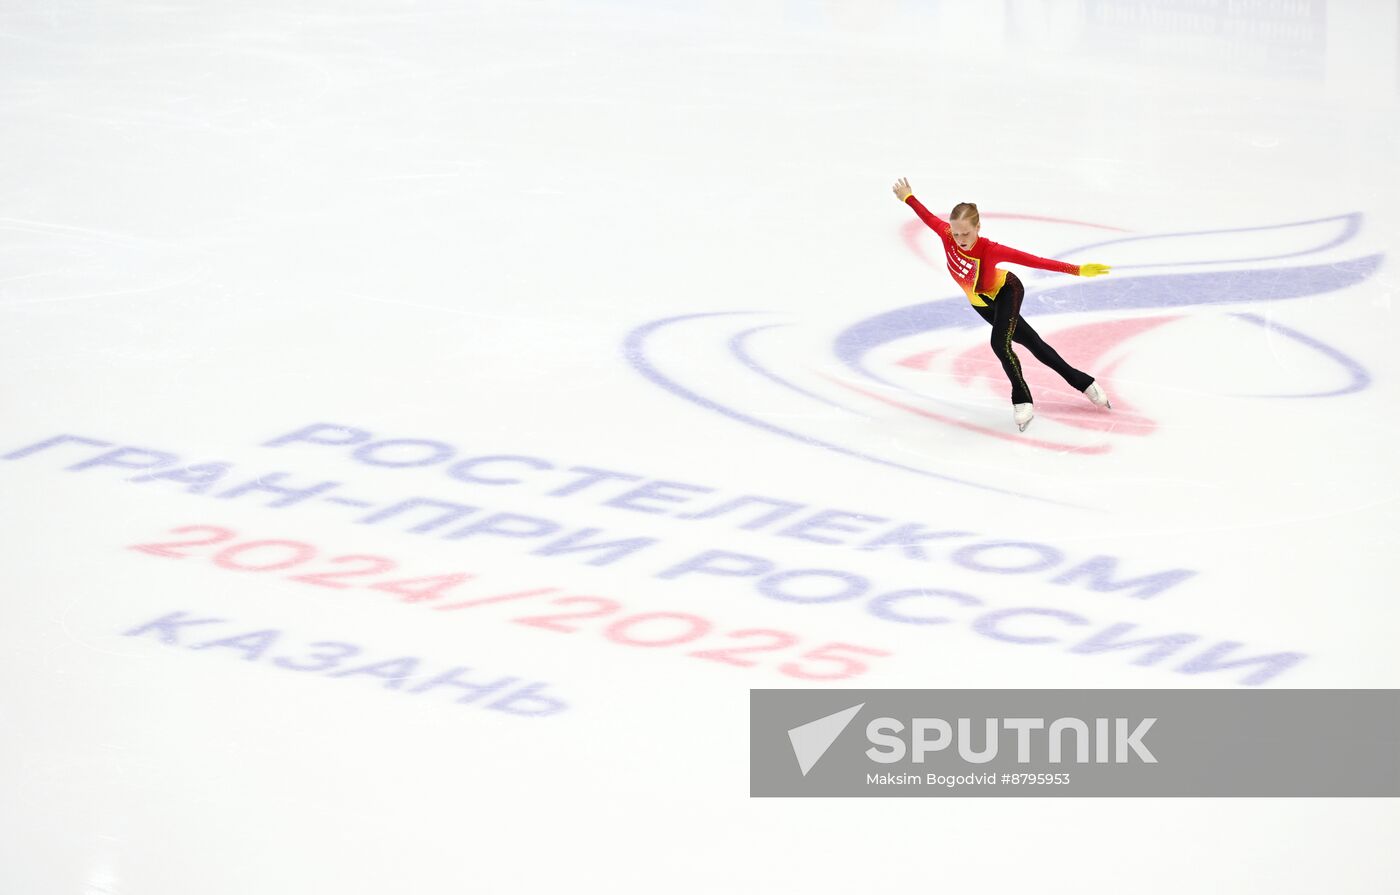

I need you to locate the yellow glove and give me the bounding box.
[1079,263,1111,277]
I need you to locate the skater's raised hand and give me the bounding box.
[1079,263,1111,277]
[892,177,912,202]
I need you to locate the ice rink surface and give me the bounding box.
[3,0,1399,891]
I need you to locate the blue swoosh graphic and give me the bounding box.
[622,312,1086,508]
[729,324,857,414]
[834,254,1383,384]
[1230,312,1371,398]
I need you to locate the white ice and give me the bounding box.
[2,1,1399,892]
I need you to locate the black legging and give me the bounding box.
[973,271,1094,405]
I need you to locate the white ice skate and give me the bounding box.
[1083,381,1112,409]
[1013,403,1034,432]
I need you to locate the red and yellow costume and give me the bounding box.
[904,195,1081,306]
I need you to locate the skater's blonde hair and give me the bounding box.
[950,202,980,226]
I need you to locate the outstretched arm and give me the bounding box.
[997,243,1111,278]
[892,177,950,237]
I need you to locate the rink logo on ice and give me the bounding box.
[626,212,1381,498]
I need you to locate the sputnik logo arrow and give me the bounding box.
[788,703,864,776]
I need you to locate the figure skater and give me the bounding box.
[893,176,1112,432]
